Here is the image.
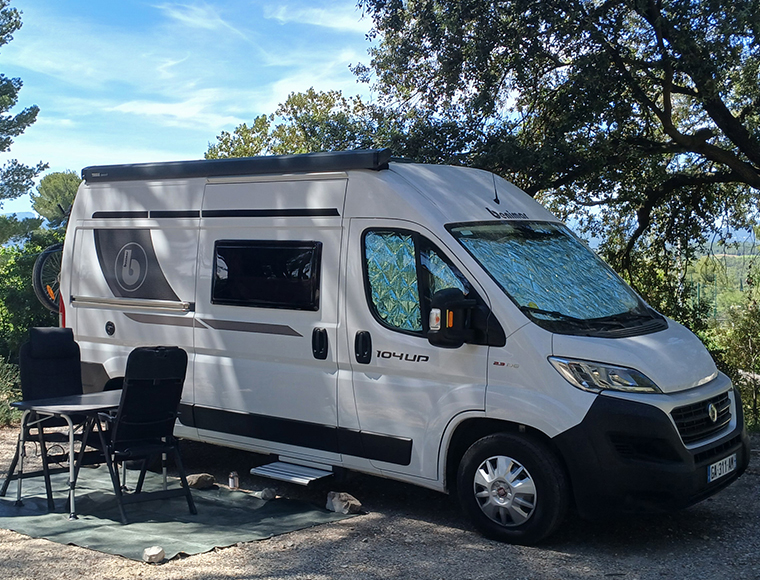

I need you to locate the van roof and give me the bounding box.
[81,148,392,183]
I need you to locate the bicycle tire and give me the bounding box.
[33,242,63,313]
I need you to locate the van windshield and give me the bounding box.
[449,222,666,337]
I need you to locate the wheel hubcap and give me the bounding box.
[473,455,536,527]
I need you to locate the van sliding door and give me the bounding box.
[193,176,346,460]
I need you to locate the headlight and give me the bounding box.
[548,356,661,394]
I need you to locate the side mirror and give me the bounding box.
[428,288,476,348]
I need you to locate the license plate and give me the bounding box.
[708,453,736,483]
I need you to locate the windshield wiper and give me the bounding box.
[592,310,660,325]
[518,306,589,324]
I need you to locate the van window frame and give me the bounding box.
[361,228,474,338]
[211,239,322,311]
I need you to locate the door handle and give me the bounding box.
[312,327,328,360]
[354,331,372,364]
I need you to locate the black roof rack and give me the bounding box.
[82,148,392,183]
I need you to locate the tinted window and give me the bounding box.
[213,240,322,310]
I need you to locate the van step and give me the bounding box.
[249,461,333,486]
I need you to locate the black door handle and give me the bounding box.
[354,331,372,364]
[312,327,328,360]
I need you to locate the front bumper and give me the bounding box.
[552,389,750,520]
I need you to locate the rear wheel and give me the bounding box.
[457,432,569,545]
[33,242,63,313]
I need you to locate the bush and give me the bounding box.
[704,263,760,430]
[0,354,21,426]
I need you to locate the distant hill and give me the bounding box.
[1,212,38,221]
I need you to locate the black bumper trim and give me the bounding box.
[552,392,750,519]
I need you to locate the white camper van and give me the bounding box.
[59,149,749,543]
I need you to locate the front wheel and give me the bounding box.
[456,432,569,545]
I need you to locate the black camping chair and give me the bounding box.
[0,327,85,509]
[91,346,196,524]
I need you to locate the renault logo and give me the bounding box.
[707,402,719,423]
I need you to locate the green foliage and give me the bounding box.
[206,88,375,158]
[207,87,475,164]
[30,170,81,227]
[704,263,760,428]
[359,0,760,293]
[0,229,60,361]
[0,353,20,426]
[0,0,46,209]
[0,213,42,245]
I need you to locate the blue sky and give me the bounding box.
[0,0,375,214]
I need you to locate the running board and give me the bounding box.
[249,461,333,486]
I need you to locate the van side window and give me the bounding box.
[212,240,322,311]
[364,230,471,335]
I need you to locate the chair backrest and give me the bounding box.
[19,327,83,400]
[111,346,188,448]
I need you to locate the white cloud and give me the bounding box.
[154,2,248,38]
[263,4,370,33]
[0,0,378,210]
[109,93,243,131]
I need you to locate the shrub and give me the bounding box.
[0,354,21,426]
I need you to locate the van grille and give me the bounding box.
[671,392,731,445]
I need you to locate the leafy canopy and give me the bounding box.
[30,170,81,227]
[0,0,46,208]
[206,87,475,164]
[358,0,760,280]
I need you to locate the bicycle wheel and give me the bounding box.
[33,242,63,313]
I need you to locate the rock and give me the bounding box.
[251,487,277,500]
[142,545,165,563]
[187,473,216,489]
[326,491,362,514]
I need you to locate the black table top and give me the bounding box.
[11,390,122,415]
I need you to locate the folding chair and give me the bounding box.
[92,346,196,524]
[0,327,85,510]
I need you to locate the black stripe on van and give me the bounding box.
[178,404,413,466]
[200,318,302,337]
[150,210,201,218]
[92,211,149,219]
[124,313,197,326]
[201,208,340,218]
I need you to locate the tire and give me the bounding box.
[456,432,569,545]
[33,242,64,313]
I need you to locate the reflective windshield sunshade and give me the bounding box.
[450,222,642,321]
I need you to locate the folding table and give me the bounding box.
[10,390,122,519]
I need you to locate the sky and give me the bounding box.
[0,0,376,214]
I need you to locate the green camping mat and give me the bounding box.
[0,466,354,561]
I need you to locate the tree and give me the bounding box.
[0,228,60,362]
[206,89,375,158]
[30,170,81,228]
[207,87,475,164]
[357,0,760,287]
[0,213,42,245]
[0,1,46,210]
[704,261,760,428]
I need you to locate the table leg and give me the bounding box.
[15,410,30,507]
[63,415,77,520]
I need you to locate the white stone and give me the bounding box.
[187,473,216,489]
[326,491,362,514]
[251,487,277,500]
[143,546,165,563]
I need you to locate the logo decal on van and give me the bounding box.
[486,207,529,220]
[115,242,148,292]
[94,229,180,301]
[376,350,430,363]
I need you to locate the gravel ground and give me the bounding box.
[0,426,758,580]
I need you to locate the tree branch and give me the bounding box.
[620,172,740,273]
